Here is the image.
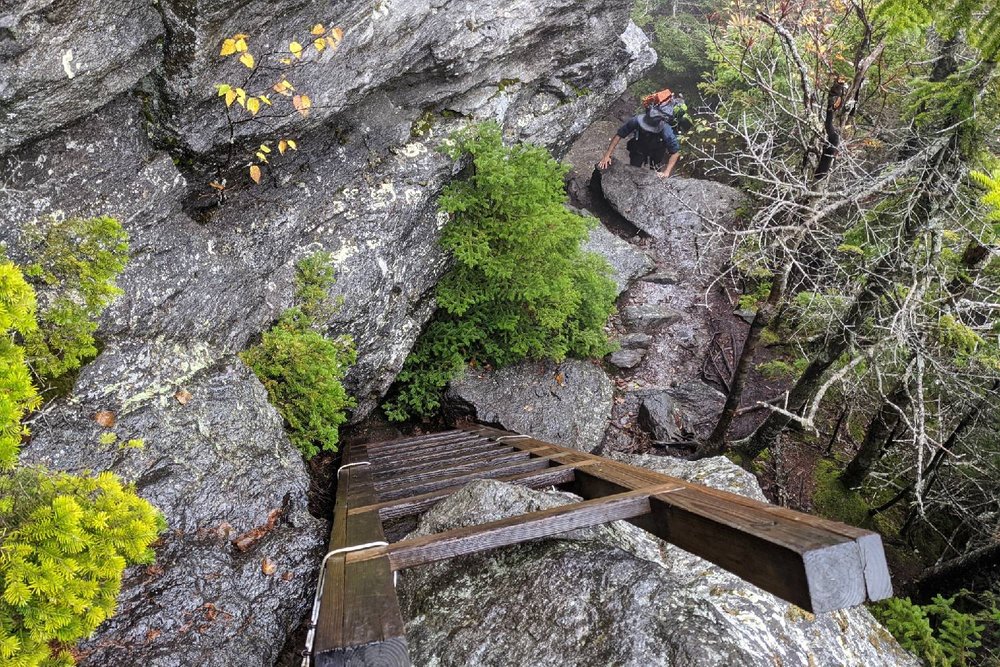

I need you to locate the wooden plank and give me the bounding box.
[347,486,682,571]
[374,449,538,492]
[366,431,479,455]
[367,436,490,462]
[461,425,892,610]
[352,463,583,521]
[373,443,516,479]
[365,429,465,448]
[376,456,564,502]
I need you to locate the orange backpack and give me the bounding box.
[642,88,673,108]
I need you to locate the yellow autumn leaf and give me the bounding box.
[225,89,237,107]
[314,37,326,52]
[216,83,232,96]
[311,23,326,35]
[235,37,248,53]
[220,39,237,56]
[273,80,294,96]
[280,57,292,65]
[255,151,268,162]
[239,52,255,68]
[258,94,272,105]
[259,144,271,153]
[290,41,303,58]
[278,139,288,155]
[330,27,344,43]
[287,139,298,150]
[246,97,260,115]
[249,165,262,184]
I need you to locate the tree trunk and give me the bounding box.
[914,540,1000,602]
[840,377,911,488]
[696,269,787,458]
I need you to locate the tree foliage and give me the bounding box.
[242,252,356,457]
[0,262,41,471]
[384,123,617,420]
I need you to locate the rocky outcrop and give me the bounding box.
[399,472,918,667]
[1,1,655,664]
[581,217,654,295]
[20,350,324,667]
[446,360,614,452]
[0,0,164,153]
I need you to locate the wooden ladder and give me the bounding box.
[304,425,893,666]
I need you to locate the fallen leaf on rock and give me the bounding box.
[94,410,116,427]
[554,372,565,386]
[174,389,193,405]
[232,507,284,551]
[282,571,295,581]
[261,558,277,576]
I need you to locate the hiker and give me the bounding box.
[598,89,686,179]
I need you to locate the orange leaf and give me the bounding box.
[273,80,294,96]
[330,27,344,43]
[292,94,311,116]
[209,181,226,191]
[278,139,288,155]
[94,410,116,428]
[311,23,326,35]
[249,165,262,184]
[174,389,193,405]
[261,558,277,576]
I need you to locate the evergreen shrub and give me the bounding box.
[19,216,129,385]
[384,123,617,420]
[242,252,356,457]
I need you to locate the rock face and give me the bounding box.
[399,473,918,667]
[20,351,325,667]
[0,0,164,153]
[581,218,654,295]
[0,1,655,664]
[446,360,614,452]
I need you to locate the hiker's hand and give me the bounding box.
[657,170,671,179]
[598,156,611,170]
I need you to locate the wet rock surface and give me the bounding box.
[446,360,614,452]
[20,353,325,667]
[582,217,654,295]
[399,475,918,667]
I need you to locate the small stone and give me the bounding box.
[637,392,689,444]
[620,333,652,350]
[641,271,679,285]
[734,308,756,325]
[607,348,645,369]
[622,304,683,331]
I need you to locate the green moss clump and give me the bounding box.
[383,123,617,420]
[812,458,870,526]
